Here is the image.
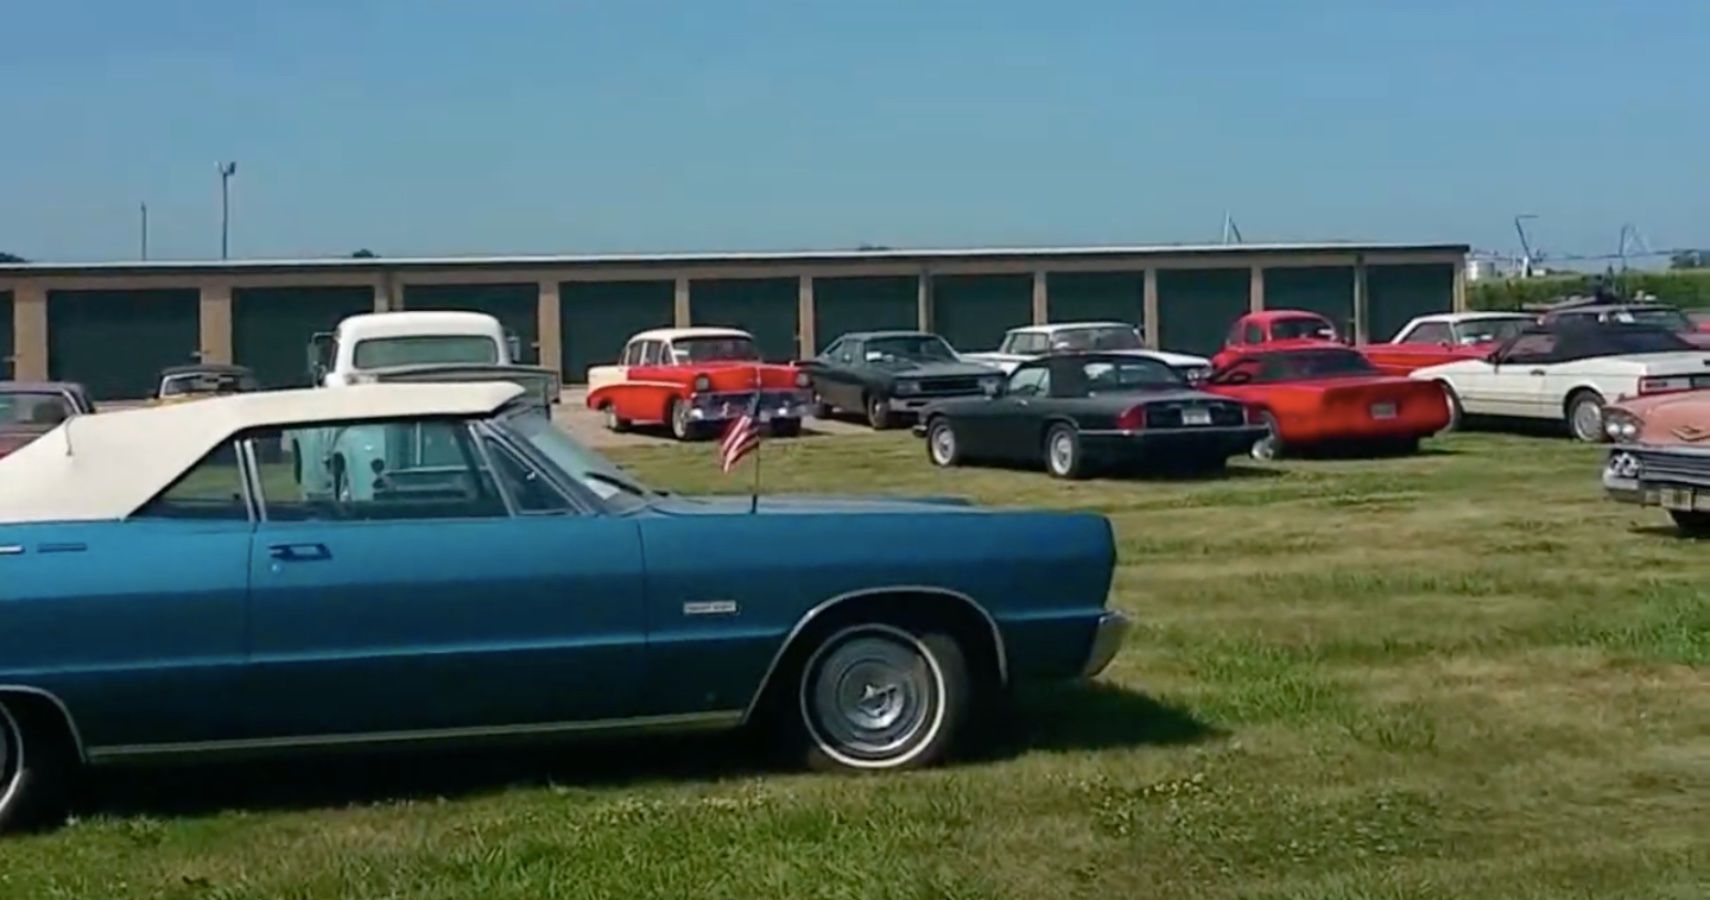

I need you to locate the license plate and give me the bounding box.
[1370,402,1397,420]
[1659,487,1699,511]
[1182,408,1212,426]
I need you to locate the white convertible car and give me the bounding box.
[1411,324,1710,442]
[961,322,1213,383]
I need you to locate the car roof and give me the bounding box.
[1009,321,1134,334]
[629,326,752,343]
[1545,303,1672,314]
[0,382,524,525]
[1406,311,1534,325]
[1245,309,1333,323]
[834,330,937,341]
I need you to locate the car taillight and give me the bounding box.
[1639,376,1692,395]
[1116,406,1146,431]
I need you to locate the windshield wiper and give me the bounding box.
[583,470,654,499]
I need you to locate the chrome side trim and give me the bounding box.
[0,685,88,763]
[84,710,741,764]
[0,546,23,556]
[740,585,1009,725]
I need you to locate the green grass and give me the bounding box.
[4,431,1708,899]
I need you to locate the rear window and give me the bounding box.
[0,392,72,427]
[1272,317,1337,340]
[353,336,500,369]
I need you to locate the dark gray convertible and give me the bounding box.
[914,353,1267,478]
[802,331,1002,429]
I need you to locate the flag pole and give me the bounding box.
[749,363,762,514]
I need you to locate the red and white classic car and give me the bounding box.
[585,327,813,440]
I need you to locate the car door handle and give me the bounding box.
[269,543,331,562]
[1528,369,1546,376]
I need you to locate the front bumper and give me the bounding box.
[1080,611,1132,678]
[687,389,813,423]
[1603,445,1710,509]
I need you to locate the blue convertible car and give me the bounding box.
[0,382,1127,831]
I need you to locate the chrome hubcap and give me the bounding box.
[809,634,932,759]
[931,426,955,463]
[1573,402,1602,440]
[1050,434,1074,472]
[672,403,689,436]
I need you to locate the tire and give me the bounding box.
[926,417,961,467]
[667,398,700,442]
[794,625,969,772]
[1044,423,1087,479]
[601,403,631,433]
[1439,382,1465,432]
[771,417,803,438]
[0,698,73,834]
[811,394,834,420]
[866,394,893,431]
[1250,411,1284,461]
[1567,391,1607,443]
[1668,510,1710,536]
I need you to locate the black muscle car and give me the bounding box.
[803,331,1003,429]
[913,352,1267,478]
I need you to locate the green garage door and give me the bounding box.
[1047,272,1143,328]
[690,278,799,361]
[0,292,11,379]
[561,281,675,382]
[1265,267,1355,336]
[933,274,1031,353]
[1157,269,1248,356]
[49,289,199,400]
[404,283,539,363]
[814,276,918,352]
[1368,264,1454,343]
[235,286,375,388]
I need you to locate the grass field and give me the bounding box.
[2,431,1706,899]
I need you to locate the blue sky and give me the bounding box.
[2,1,1703,264]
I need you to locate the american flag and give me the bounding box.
[719,396,761,473]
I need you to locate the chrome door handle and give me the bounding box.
[269,543,331,562]
[1528,369,1546,376]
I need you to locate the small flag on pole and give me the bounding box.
[719,399,761,473]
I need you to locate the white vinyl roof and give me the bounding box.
[629,327,753,343]
[0,382,523,524]
[1407,311,1535,325]
[338,311,504,339]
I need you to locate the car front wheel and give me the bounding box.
[796,625,969,772]
[668,398,700,441]
[866,395,893,430]
[0,699,72,833]
[601,403,631,433]
[1250,411,1284,460]
[927,418,961,467]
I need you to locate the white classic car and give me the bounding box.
[961,322,1213,383]
[1410,323,1710,441]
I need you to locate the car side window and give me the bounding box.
[1243,323,1264,344]
[1501,333,1560,365]
[133,439,249,520]
[637,341,660,365]
[1007,366,1049,396]
[821,338,843,362]
[1408,323,1451,344]
[256,420,508,522]
[839,341,861,364]
[620,342,639,365]
[484,438,573,514]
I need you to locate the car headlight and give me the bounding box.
[692,374,712,392]
[895,379,921,395]
[795,371,811,388]
[978,375,1002,392]
[1603,410,1643,442]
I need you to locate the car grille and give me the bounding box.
[1631,448,1710,482]
[917,377,982,395]
[1146,400,1246,428]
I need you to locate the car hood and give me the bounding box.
[870,360,999,378]
[649,494,978,516]
[1609,390,1710,445]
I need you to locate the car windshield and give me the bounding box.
[1212,349,1377,384]
[0,392,71,428]
[1050,327,1142,351]
[671,336,760,363]
[865,335,957,362]
[1272,317,1336,340]
[353,335,500,369]
[161,372,257,396]
[1456,317,1532,345]
[500,412,654,511]
[1065,358,1184,394]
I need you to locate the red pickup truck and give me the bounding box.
[1211,310,1345,370]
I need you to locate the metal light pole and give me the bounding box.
[218,161,237,259]
[139,203,149,260]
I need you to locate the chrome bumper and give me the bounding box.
[688,389,812,423]
[1080,611,1132,678]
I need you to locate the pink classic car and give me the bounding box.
[1602,390,1710,534]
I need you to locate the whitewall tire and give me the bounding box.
[796,625,968,772]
